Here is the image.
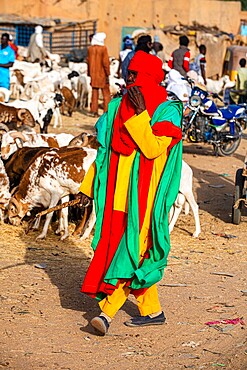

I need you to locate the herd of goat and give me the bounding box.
[0,57,201,241]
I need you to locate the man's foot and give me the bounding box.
[90,316,109,336]
[124,312,166,327]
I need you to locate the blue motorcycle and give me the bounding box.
[183,85,245,156]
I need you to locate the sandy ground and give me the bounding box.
[0,110,247,370]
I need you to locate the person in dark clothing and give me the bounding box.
[121,35,153,81]
[168,35,190,77]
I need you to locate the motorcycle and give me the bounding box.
[181,85,245,156]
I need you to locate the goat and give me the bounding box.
[6,92,63,133]
[0,157,11,221]
[60,86,76,117]
[206,75,234,95]
[0,103,35,131]
[0,87,12,103]
[76,74,92,111]
[4,146,50,191]
[0,130,74,160]
[7,147,97,240]
[169,161,201,237]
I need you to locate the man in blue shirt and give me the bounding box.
[0,33,15,89]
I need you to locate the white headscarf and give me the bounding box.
[35,25,43,48]
[35,25,43,34]
[91,32,106,46]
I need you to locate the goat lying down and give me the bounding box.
[169,161,201,237]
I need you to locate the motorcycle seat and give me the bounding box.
[219,105,245,120]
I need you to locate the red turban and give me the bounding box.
[111,51,167,155]
[128,50,165,85]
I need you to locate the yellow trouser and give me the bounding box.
[99,281,161,318]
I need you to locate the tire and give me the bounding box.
[217,122,242,156]
[232,168,244,225]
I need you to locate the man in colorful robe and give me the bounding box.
[78,50,183,336]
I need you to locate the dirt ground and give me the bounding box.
[0,110,247,370]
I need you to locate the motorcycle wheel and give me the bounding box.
[217,122,242,156]
[232,169,244,225]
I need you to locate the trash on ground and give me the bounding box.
[208,324,236,333]
[203,348,221,355]
[182,341,200,348]
[212,364,226,367]
[219,173,230,177]
[208,184,225,188]
[205,317,245,326]
[212,232,237,239]
[161,283,188,287]
[210,272,234,277]
[34,263,47,269]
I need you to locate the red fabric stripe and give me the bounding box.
[138,155,154,230]
[81,151,127,296]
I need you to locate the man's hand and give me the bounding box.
[127,86,146,115]
[75,192,92,208]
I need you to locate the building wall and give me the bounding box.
[1,0,241,56]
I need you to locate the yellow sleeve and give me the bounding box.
[124,110,172,159]
[79,162,96,198]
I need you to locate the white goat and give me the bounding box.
[0,157,11,221]
[169,161,201,237]
[0,87,12,103]
[206,75,235,95]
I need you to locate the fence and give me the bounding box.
[0,20,96,55]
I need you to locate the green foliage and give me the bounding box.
[242,0,247,10]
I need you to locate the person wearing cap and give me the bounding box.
[0,33,15,89]
[117,38,134,78]
[8,34,18,59]
[77,50,183,336]
[27,25,47,63]
[168,35,190,77]
[87,32,111,117]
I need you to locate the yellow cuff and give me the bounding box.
[79,163,95,198]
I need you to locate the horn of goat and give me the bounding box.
[17,108,27,121]
[0,123,9,133]
[9,131,27,141]
[81,132,89,147]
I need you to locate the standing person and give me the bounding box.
[77,51,183,336]
[0,33,15,89]
[8,34,18,59]
[121,34,153,82]
[87,32,111,117]
[27,25,47,63]
[152,41,166,65]
[117,38,133,78]
[191,44,207,85]
[168,35,190,77]
[230,58,247,104]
